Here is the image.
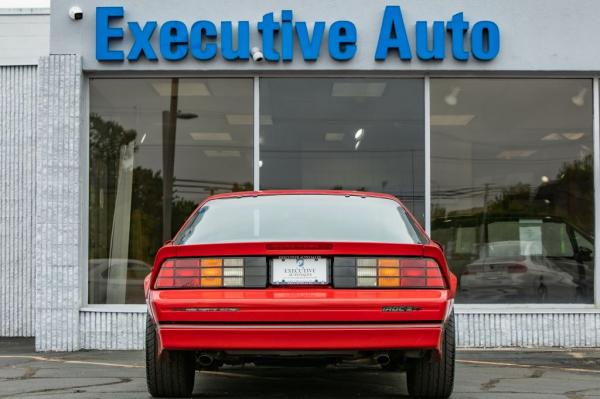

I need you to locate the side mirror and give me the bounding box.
[577,247,593,262]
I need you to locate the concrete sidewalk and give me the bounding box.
[0,338,599,398]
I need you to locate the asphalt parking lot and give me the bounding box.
[1,338,599,398]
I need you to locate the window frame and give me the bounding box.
[81,73,600,310]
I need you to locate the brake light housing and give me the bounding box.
[154,257,266,289]
[334,257,447,289]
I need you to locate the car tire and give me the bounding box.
[406,311,455,399]
[146,314,195,398]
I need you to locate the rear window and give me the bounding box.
[175,195,426,245]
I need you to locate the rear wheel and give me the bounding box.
[406,311,455,398]
[146,315,195,397]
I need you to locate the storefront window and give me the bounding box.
[88,78,253,304]
[431,79,594,303]
[259,78,425,221]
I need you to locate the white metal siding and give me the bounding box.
[0,12,49,66]
[74,309,600,350]
[0,65,37,337]
[80,310,146,350]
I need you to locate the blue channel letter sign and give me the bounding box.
[96,6,500,63]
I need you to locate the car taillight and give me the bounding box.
[155,258,246,289]
[354,258,446,288]
[507,264,528,273]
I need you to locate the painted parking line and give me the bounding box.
[457,359,600,374]
[2,355,599,376]
[0,355,144,368]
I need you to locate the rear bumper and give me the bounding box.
[149,288,450,353]
[158,323,443,352]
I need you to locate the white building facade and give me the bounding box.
[1,0,600,351]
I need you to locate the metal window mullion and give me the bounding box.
[424,76,431,235]
[594,77,600,306]
[253,76,260,191]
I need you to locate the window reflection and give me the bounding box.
[88,78,253,304]
[431,79,594,303]
[259,78,425,222]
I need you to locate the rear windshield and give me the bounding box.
[175,195,426,245]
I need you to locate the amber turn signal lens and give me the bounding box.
[378,277,400,287]
[379,267,400,277]
[200,258,223,267]
[201,267,223,277]
[201,277,223,287]
[378,258,400,267]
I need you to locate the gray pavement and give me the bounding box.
[1,338,599,398]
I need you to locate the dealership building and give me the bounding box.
[1,0,600,351]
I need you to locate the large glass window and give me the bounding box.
[89,78,253,304]
[259,78,425,221]
[431,79,594,303]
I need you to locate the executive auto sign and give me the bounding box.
[96,6,500,63]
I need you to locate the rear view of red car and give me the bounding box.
[145,190,457,398]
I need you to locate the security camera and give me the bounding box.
[69,6,83,21]
[251,47,264,62]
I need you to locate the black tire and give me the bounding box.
[146,315,195,398]
[406,311,455,398]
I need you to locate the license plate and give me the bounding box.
[271,257,329,285]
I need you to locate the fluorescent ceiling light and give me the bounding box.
[562,132,585,141]
[541,133,562,141]
[331,82,386,97]
[189,132,232,141]
[324,132,345,142]
[496,150,537,160]
[151,82,210,96]
[226,114,273,125]
[430,114,475,126]
[541,132,585,141]
[204,150,240,157]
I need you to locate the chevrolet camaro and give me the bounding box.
[145,190,457,398]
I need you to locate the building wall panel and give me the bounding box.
[75,309,600,350]
[34,55,82,351]
[0,65,37,337]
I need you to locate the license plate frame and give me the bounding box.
[270,256,330,286]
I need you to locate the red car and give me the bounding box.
[145,190,457,398]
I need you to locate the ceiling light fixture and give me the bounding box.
[430,114,475,126]
[571,88,587,107]
[331,82,387,97]
[324,132,345,142]
[354,140,361,150]
[496,150,537,160]
[354,128,364,141]
[541,175,550,183]
[562,132,585,141]
[189,132,232,141]
[140,133,147,144]
[152,81,211,97]
[444,87,461,106]
[226,114,273,125]
[204,150,241,158]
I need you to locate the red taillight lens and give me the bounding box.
[507,264,528,273]
[154,258,244,289]
[356,258,446,288]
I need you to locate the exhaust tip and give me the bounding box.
[375,354,391,366]
[197,353,214,367]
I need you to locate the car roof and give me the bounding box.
[204,190,401,202]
